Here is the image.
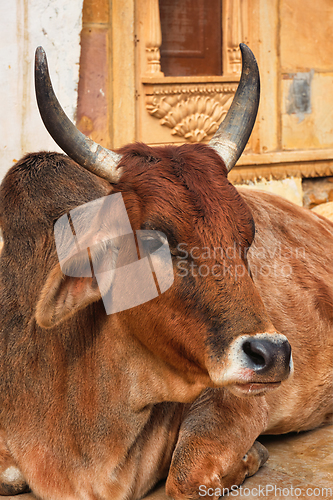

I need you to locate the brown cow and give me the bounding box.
[0,44,331,500]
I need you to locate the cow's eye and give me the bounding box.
[141,236,163,255]
[136,230,166,257]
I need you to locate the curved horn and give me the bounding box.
[209,43,260,172]
[35,47,122,182]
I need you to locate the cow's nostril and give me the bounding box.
[242,340,268,368]
[240,336,291,379]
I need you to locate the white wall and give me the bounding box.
[0,0,84,182]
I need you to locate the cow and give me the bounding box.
[0,44,331,500]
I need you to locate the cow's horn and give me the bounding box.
[35,47,122,182]
[209,43,260,172]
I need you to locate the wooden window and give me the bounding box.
[159,0,222,77]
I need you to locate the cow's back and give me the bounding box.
[239,188,333,433]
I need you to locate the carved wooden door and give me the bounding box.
[159,0,222,76]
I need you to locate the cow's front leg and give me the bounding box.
[166,388,269,499]
[0,431,30,495]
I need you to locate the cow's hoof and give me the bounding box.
[166,440,269,499]
[241,441,269,477]
[0,466,30,495]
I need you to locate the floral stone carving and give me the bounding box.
[145,84,238,142]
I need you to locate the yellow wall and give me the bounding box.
[280,0,333,152]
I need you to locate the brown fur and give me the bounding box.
[0,145,331,499]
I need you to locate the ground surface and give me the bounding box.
[1,425,332,500]
[145,425,333,500]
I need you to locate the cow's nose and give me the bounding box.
[241,337,291,378]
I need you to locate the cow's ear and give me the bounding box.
[35,262,112,328]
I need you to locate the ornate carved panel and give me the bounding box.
[145,83,237,142]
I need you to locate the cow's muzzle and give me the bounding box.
[241,336,291,376]
[208,333,293,395]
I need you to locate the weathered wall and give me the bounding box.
[236,178,303,206]
[280,0,333,151]
[231,0,333,205]
[0,0,83,182]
